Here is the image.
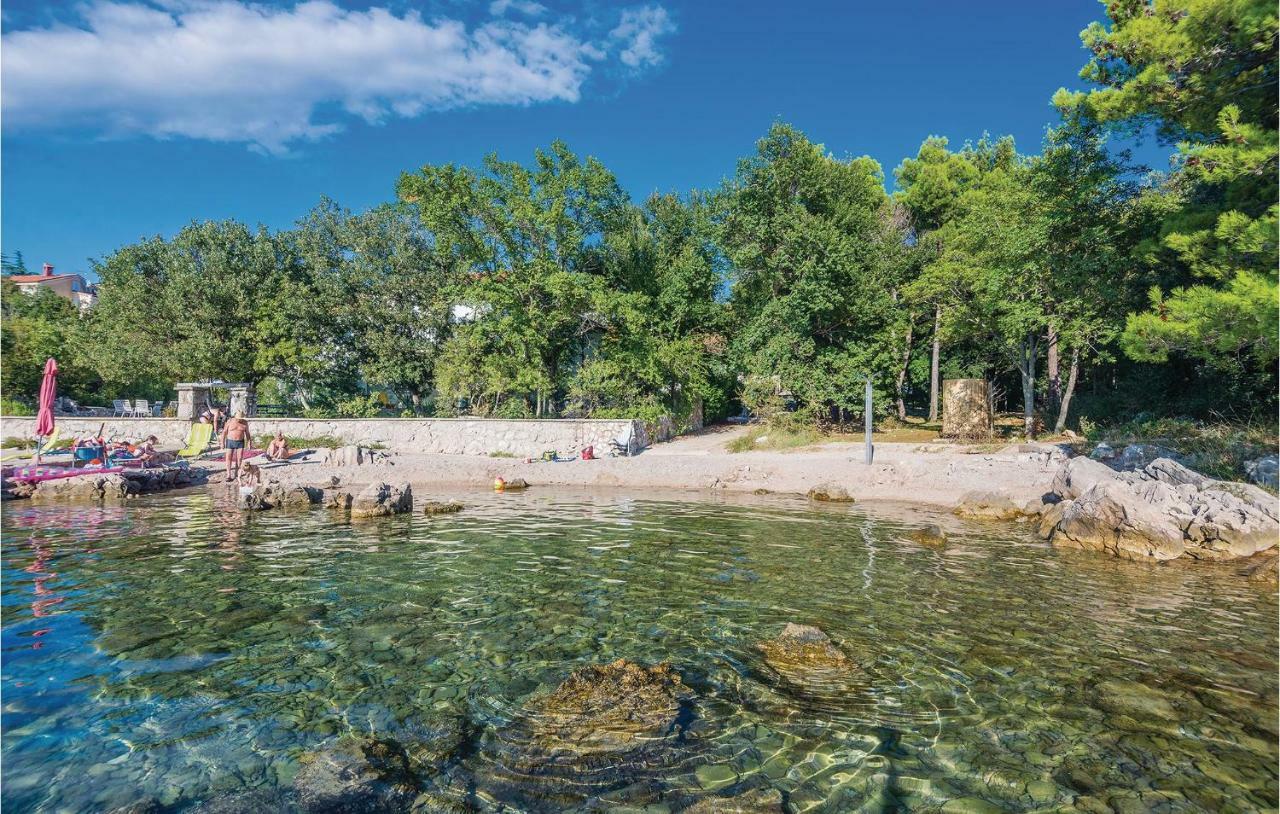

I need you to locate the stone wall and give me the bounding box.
[0,416,647,456]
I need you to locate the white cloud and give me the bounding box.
[2,0,673,153]
[610,4,674,70]
[489,0,547,17]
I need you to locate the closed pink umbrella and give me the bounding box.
[35,357,57,444]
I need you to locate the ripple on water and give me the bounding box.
[1,489,1276,813]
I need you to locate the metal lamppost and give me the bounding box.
[864,376,874,465]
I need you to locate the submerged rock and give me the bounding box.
[807,483,853,502]
[421,501,464,516]
[1237,550,1279,588]
[351,482,413,518]
[479,659,696,809]
[756,623,866,704]
[189,788,295,813]
[683,786,784,813]
[399,713,468,779]
[293,736,418,813]
[907,524,947,547]
[1092,679,1179,722]
[523,658,692,757]
[952,490,1030,520]
[1043,457,1279,561]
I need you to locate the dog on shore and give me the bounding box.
[238,460,261,487]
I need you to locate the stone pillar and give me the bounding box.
[226,383,257,417]
[174,383,212,421]
[942,379,992,439]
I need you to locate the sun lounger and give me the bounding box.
[177,423,215,458]
[0,427,64,462]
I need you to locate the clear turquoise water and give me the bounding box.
[2,489,1276,813]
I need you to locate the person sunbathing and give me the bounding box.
[135,435,161,466]
[264,432,291,461]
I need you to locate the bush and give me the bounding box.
[336,394,384,418]
[493,398,533,419]
[1,398,35,416]
[253,433,374,450]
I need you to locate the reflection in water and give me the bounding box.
[1,490,1276,813]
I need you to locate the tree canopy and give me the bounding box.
[2,0,1275,435]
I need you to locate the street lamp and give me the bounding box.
[864,376,874,465]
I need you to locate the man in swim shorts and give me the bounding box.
[221,410,251,479]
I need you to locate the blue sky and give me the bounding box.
[2,0,1158,277]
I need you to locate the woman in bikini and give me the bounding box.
[221,411,251,480]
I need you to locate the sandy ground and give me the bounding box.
[199,425,1068,510]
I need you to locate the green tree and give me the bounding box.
[1055,0,1278,371]
[2,251,29,275]
[722,123,898,423]
[292,199,456,412]
[86,220,289,393]
[399,142,631,417]
[0,279,98,402]
[1030,115,1146,431]
[894,136,983,421]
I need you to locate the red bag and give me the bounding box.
[581,446,595,460]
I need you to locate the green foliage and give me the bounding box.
[1057,0,1278,372]
[1,398,35,416]
[0,279,100,403]
[722,123,899,420]
[726,425,824,453]
[334,394,385,418]
[1,251,29,275]
[253,433,349,450]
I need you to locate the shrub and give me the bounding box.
[336,394,384,418]
[1,398,35,416]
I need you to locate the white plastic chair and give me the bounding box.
[112,399,129,417]
[132,399,150,418]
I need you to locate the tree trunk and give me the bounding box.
[927,303,941,423]
[1054,347,1080,434]
[1019,332,1038,440]
[895,312,914,421]
[1046,323,1060,414]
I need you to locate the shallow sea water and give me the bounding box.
[1,488,1276,813]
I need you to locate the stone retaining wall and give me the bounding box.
[0,417,648,456]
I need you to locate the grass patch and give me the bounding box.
[253,434,387,450]
[727,427,825,452]
[1,437,32,449]
[488,450,517,458]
